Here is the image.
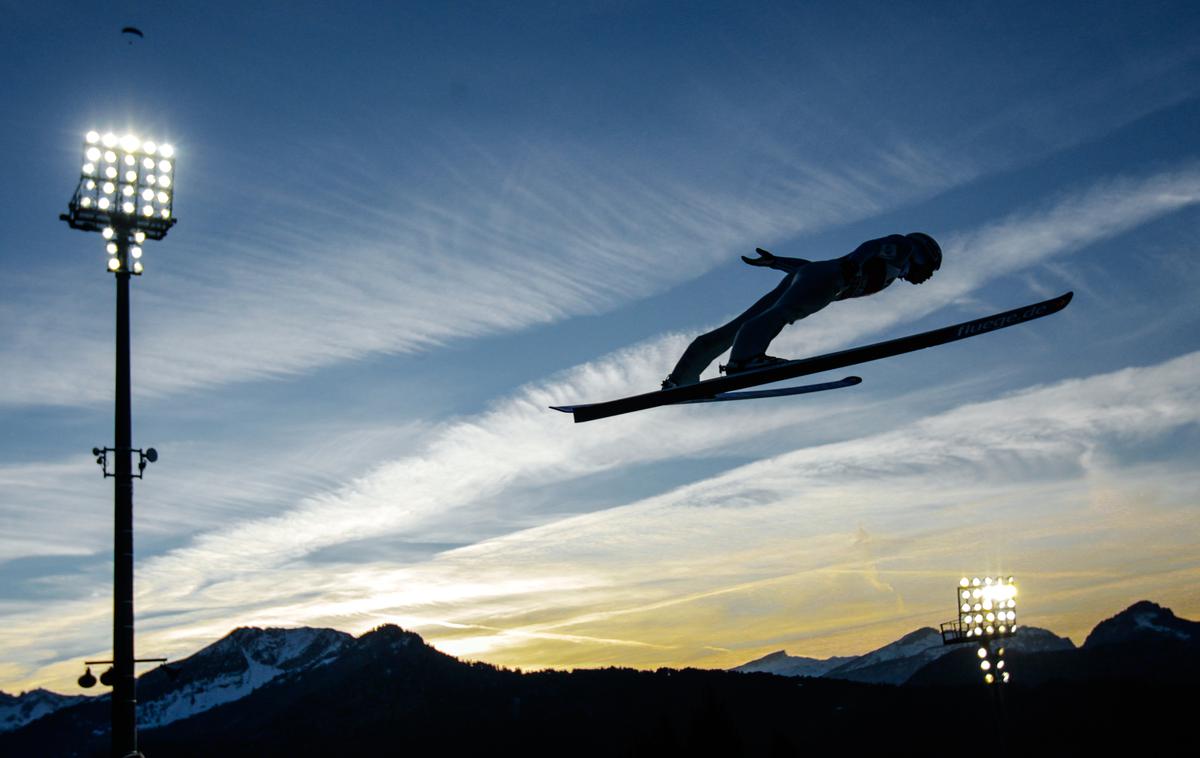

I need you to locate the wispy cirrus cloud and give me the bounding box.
[5,164,1200,691]
[5,347,1196,690]
[2,131,974,408]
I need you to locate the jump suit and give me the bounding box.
[665,235,916,386]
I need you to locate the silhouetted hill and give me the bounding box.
[1083,600,1200,648]
[5,602,1196,756]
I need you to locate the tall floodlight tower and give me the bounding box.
[940,575,1018,684]
[61,129,176,758]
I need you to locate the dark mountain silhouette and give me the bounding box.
[1083,599,1199,648]
[3,601,1194,756]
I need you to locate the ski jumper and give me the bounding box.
[665,234,938,387]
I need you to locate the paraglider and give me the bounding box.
[121,26,144,44]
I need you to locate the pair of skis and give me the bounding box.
[551,291,1073,423]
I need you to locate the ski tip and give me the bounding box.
[549,405,577,414]
[844,375,863,385]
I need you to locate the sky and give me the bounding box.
[1,0,1199,693]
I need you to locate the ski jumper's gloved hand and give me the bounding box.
[741,248,810,273]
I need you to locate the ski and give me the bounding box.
[675,375,861,404]
[551,291,1072,423]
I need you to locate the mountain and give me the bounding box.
[732,625,1073,686]
[5,601,1196,755]
[6,618,1196,757]
[1083,600,1200,648]
[135,625,352,728]
[0,625,351,740]
[0,689,88,732]
[731,650,854,677]
[820,627,948,684]
[908,603,1197,688]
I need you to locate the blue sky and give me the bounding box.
[2,1,1199,691]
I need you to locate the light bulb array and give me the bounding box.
[957,575,1017,640]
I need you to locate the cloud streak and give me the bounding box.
[6,163,1199,685]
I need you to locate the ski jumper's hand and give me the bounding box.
[741,248,810,273]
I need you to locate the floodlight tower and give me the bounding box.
[940,575,1018,684]
[61,129,176,758]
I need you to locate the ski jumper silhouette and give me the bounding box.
[663,233,942,388]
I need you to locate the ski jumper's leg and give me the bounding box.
[666,273,795,385]
[729,260,843,362]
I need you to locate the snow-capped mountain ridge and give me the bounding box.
[0,689,87,733]
[134,626,353,729]
[1,600,1192,735]
[732,650,854,678]
[1083,600,1199,648]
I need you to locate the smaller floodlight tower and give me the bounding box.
[61,130,177,758]
[940,575,1018,685]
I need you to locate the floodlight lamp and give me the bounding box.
[86,130,100,144]
[80,197,92,207]
[104,150,116,163]
[157,191,169,204]
[142,205,154,217]
[972,577,981,586]
[98,197,110,210]
[134,231,145,243]
[158,160,172,173]
[985,576,993,585]
[962,603,970,612]
[131,246,142,259]
[103,182,115,194]
[124,154,135,167]
[106,242,117,254]
[86,147,101,161]
[960,577,969,587]
[132,261,143,274]
[123,201,136,214]
[103,227,114,239]
[108,257,120,271]
[977,647,988,658]
[141,188,154,201]
[999,625,1007,633]
[1002,672,1010,683]
[980,660,991,671]
[105,166,117,179]
[125,170,137,182]
[985,673,995,684]
[143,141,157,155]
[159,175,170,188]
[143,157,155,169]
[102,132,118,147]
[159,143,174,158]
[123,186,135,197]
[997,660,1004,669]
[120,134,140,152]
[83,162,95,175]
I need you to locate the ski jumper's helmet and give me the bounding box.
[904,232,942,274]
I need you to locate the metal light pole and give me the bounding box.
[62,130,177,758]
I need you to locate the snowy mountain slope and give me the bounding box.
[134,626,353,728]
[1083,600,1200,648]
[820,627,949,685]
[731,650,855,678]
[0,689,88,732]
